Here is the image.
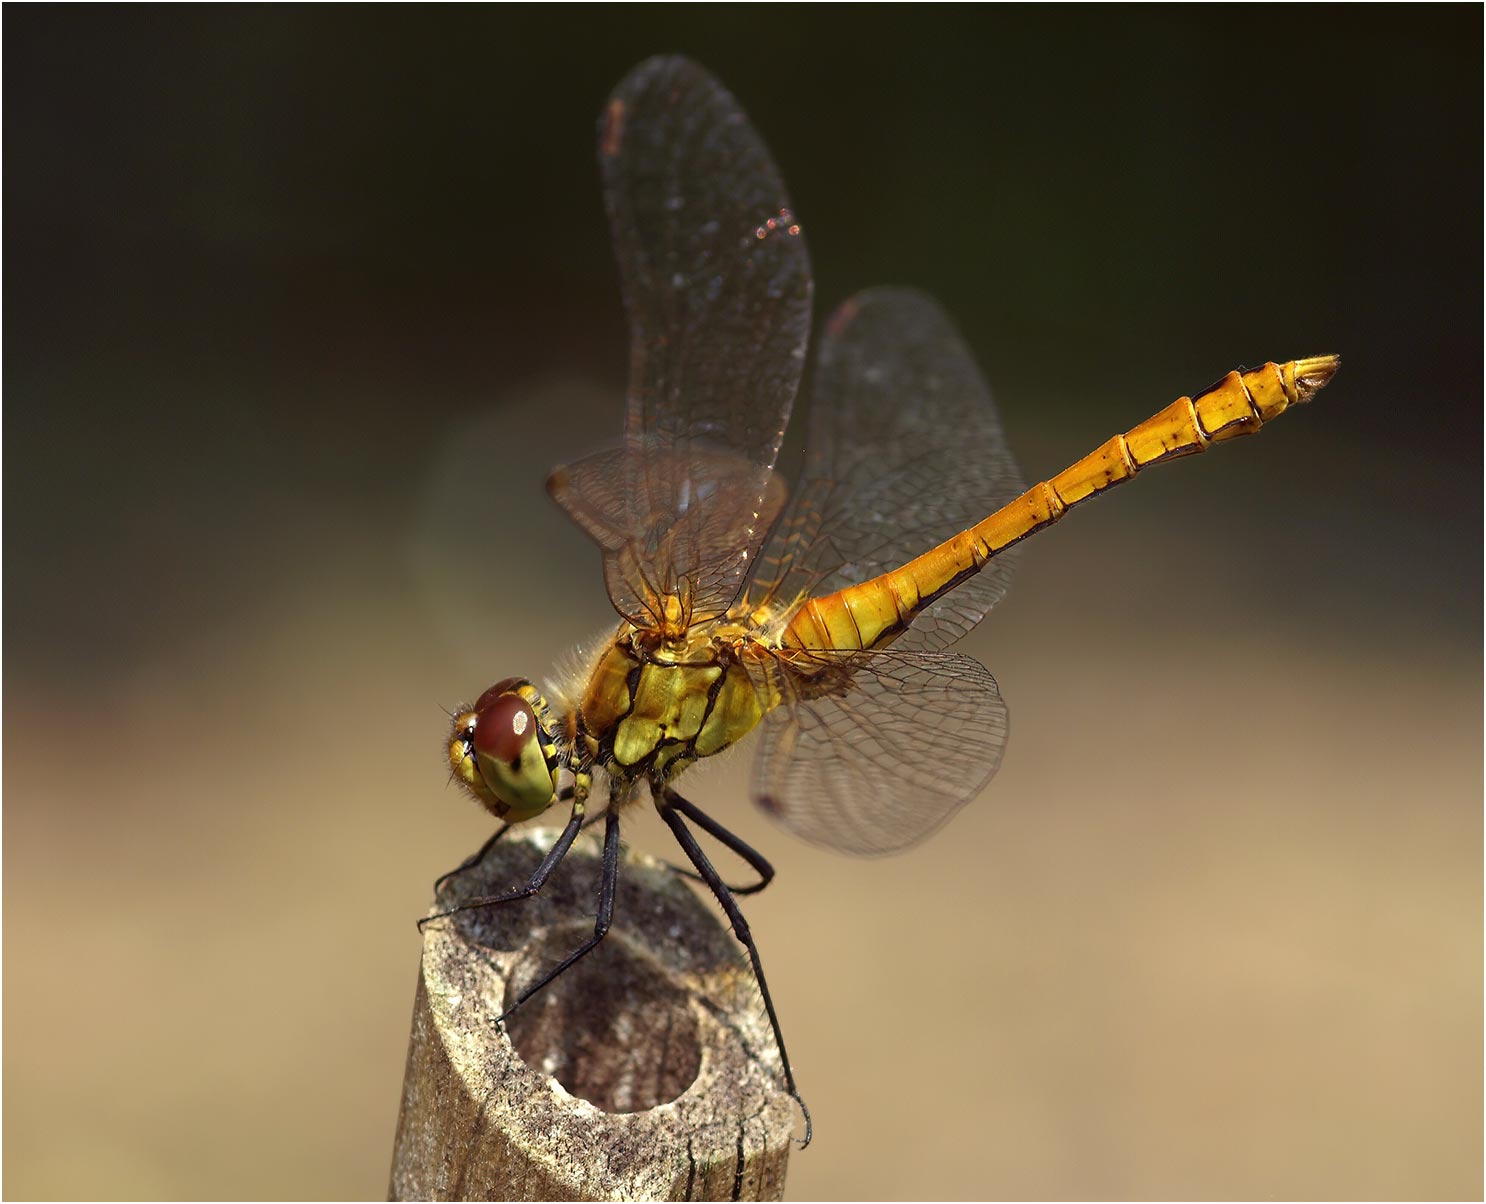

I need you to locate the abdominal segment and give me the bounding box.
[781,357,1337,655]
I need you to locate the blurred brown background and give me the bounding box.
[5,7,1480,1200]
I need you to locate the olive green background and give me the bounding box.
[6,6,1480,1199]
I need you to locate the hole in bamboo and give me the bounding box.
[503,923,702,1114]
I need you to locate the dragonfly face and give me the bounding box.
[447,678,562,822]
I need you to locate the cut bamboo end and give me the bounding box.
[389,827,794,1201]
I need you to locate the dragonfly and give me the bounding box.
[424,55,1338,1146]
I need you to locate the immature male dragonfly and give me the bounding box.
[425,56,1337,1144]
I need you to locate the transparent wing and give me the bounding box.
[747,288,1026,651]
[558,56,812,627]
[752,649,1010,855]
[602,55,812,474]
[547,443,786,629]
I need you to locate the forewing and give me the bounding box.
[569,57,811,626]
[752,649,1010,855]
[748,288,1026,650]
[602,55,812,470]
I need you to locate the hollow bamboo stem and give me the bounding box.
[389,827,793,1200]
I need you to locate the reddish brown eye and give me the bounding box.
[473,693,536,764]
[473,677,524,715]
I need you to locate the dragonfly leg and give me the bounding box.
[418,795,587,931]
[432,785,577,897]
[494,807,621,1026]
[660,790,776,896]
[656,798,812,1148]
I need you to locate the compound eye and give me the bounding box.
[473,693,537,767]
[462,682,557,821]
[473,677,525,716]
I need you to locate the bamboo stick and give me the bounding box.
[389,827,794,1200]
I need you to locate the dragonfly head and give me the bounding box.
[448,678,561,822]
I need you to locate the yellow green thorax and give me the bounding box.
[579,617,780,781]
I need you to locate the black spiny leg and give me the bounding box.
[418,796,587,931]
[432,786,579,897]
[657,793,812,1147]
[663,790,776,896]
[494,807,622,1026]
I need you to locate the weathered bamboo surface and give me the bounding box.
[389,827,794,1200]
